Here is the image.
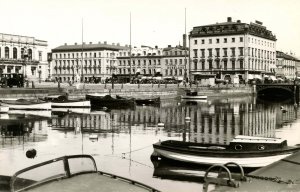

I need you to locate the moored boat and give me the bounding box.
[42,95,91,108]
[0,105,9,113]
[9,155,160,192]
[86,94,135,109]
[152,135,300,168]
[181,90,207,100]
[0,99,51,110]
[116,95,160,106]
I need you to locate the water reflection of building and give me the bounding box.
[0,114,48,146]
[51,99,281,144]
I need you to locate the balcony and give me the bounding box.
[0,58,39,65]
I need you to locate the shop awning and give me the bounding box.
[248,74,254,80]
[270,76,276,81]
[254,75,262,79]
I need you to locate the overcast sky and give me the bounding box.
[1,0,299,56]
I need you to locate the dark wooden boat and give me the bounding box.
[86,94,135,109]
[116,95,160,106]
[9,155,160,192]
[152,135,300,168]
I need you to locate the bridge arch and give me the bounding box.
[256,84,295,100]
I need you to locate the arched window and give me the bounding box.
[28,49,32,60]
[5,47,9,58]
[13,47,17,59]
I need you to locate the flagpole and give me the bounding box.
[81,18,84,83]
[129,12,132,83]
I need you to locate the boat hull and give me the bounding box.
[0,101,51,110]
[0,106,9,113]
[181,95,207,99]
[86,95,135,109]
[153,148,293,168]
[51,100,91,108]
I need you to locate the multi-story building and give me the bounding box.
[276,51,297,80]
[51,42,129,83]
[163,45,189,81]
[117,45,164,82]
[189,17,277,83]
[0,33,48,81]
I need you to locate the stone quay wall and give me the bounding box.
[0,82,254,100]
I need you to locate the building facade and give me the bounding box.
[0,33,48,81]
[276,51,297,80]
[189,17,277,83]
[51,42,129,82]
[163,45,189,81]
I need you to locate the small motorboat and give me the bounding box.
[86,94,135,109]
[152,135,300,168]
[42,95,91,108]
[181,90,207,100]
[0,99,51,110]
[9,155,160,192]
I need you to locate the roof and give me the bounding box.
[276,51,298,60]
[52,43,129,52]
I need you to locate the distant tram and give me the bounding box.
[0,73,24,88]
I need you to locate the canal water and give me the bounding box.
[1,95,300,192]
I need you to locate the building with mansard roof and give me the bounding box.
[276,51,298,80]
[189,17,277,84]
[0,33,48,82]
[51,41,129,83]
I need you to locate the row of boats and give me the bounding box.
[0,94,161,112]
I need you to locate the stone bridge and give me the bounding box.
[255,83,300,101]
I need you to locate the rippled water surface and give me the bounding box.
[1,96,300,192]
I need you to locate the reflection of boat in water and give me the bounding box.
[9,155,159,192]
[86,94,135,110]
[8,110,52,118]
[0,105,9,113]
[181,90,207,100]
[42,95,91,108]
[152,135,300,169]
[0,99,51,110]
[152,159,214,183]
[52,108,91,114]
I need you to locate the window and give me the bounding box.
[231,48,235,56]
[240,37,243,42]
[232,60,235,69]
[5,47,9,58]
[208,49,212,57]
[240,60,243,69]
[202,39,205,44]
[39,51,42,61]
[239,47,243,56]
[193,49,198,58]
[194,40,197,45]
[224,60,227,70]
[216,39,220,43]
[224,38,227,43]
[216,48,220,57]
[209,39,212,44]
[223,48,228,57]
[202,61,205,69]
[232,38,235,43]
[209,60,212,69]
[201,49,205,57]
[194,60,197,70]
[13,48,17,59]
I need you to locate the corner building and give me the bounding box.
[189,17,277,83]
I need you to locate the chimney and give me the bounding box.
[98,41,101,44]
[104,41,107,44]
[83,42,86,45]
[183,34,187,48]
[227,17,232,22]
[117,43,120,46]
[64,43,67,45]
[237,20,241,23]
[155,45,158,49]
[168,45,171,48]
[74,42,77,45]
[89,42,92,44]
[112,43,115,45]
